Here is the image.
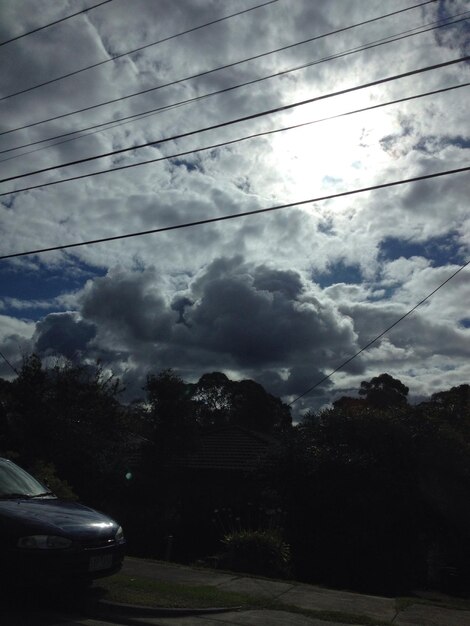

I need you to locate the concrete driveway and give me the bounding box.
[113,557,470,625]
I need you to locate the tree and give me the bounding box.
[359,373,409,409]
[425,384,470,441]
[45,360,129,506]
[332,395,367,414]
[192,372,292,434]
[144,369,197,456]
[2,354,129,509]
[431,383,470,413]
[191,372,232,428]
[6,354,52,459]
[264,373,470,593]
[266,403,431,592]
[228,378,291,433]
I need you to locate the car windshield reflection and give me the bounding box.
[0,459,50,498]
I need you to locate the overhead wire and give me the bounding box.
[0,165,468,260]
[0,0,279,102]
[0,350,18,375]
[2,10,468,162]
[288,260,470,405]
[2,54,468,187]
[0,0,115,47]
[1,81,468,198]
[0,0,438,135]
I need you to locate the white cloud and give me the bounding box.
[0,314,35,340]
[0,0,468,409]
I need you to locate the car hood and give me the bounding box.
[0,498,118,539]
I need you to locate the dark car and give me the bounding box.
[0,457,125,584]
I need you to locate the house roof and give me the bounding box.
[173,425,277,472]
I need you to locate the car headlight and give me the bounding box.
[115,526,125,544]
[17,535,73,549]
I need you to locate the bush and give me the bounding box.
[219,529,292,578]
[30,460,78,501]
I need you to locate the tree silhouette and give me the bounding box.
[359,373,409,409]
[145,369,197,457]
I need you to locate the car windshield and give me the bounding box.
[0,459,50,498]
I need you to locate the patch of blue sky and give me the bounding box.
[0,260,105,320]
[317,217,334,235]
[170,157,201,172]
[413,135,470,155]
[1,196,15,209]
[379,232,464,267]
[436,2,470,55]
[322,175,342,187]
[314,260,362,288]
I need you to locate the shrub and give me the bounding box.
[219,529,291,578]
[31,460,78,501]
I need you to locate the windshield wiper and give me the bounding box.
[0,491,55,499]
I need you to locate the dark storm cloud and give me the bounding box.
[172,256,357,370]
[40,256,357,399]
[33,312,96,359]
[252,265,303,299]
[171,295,193,325]
[253,364,334,414]
[273,363,334,397]
[80,269,175,343]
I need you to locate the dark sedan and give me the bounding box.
[0,457,125,584]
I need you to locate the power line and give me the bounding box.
[0,0,438,135]
[1,81,467,198]
[0,0,279,102]
[0,0,115,47]
[288,260,470,405]
[0,349,18,375]
[0,165,468,261]
[2,55,468,187]
[3,11,467,161]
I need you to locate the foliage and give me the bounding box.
[191,371,292,433]
[418,383,470,441]
[0,354,130,509]
[29,460,78,501]
[358,372,409,408]
[266,374,470,592]
[144,368,197,457]
[220,529,292,578]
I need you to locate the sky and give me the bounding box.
[0,0,469,415]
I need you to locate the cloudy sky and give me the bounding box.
[0,0,469,414]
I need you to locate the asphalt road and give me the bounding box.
[0,608,357,626]
[0,612,112,626]
[0,583,112,626]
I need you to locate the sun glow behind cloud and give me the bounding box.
[267,87,404,203]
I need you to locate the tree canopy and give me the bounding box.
[358,372,409,408]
